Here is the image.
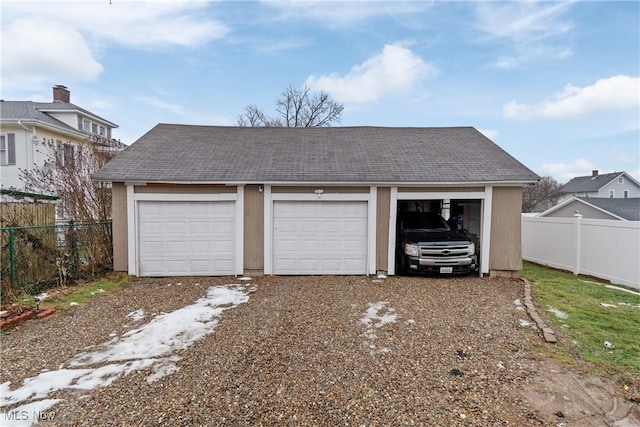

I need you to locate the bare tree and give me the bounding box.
[522,176,563,213]
[237,85,344,127]
[20,135,120,222]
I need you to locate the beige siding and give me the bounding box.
[244,185,264,271]
[271,186,370,194]
[489,187,523,275]
[136,184,236,194]
[112,182,128,272]
[376,187,390,273]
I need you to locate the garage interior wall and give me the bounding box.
[489,186,523,276]
[244,185,264,273]
[112,182,128,272]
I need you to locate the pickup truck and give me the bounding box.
[395,211,478,275]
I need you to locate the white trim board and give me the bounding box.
[264,189,377,275]
[126,187,244,276]
[388,188,490,276]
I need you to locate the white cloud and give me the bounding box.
[504,75,640,119]
[477,129,499,140]
[539,159,598,183]
[2,18,103,87]
[474,1,573,43]
[1,1,226,90]
[305,42,437,103]
[474,2,574,69]
[264,1,432,27]
[136,96,187,116]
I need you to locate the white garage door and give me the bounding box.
[138,201,235,276]
[273,201,368,274]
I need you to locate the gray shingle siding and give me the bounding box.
[577,197,640,221]
[92,124,540,184]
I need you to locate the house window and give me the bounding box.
[0,133,16,166]
[618,177,624,184]
[99,125,106,137]
[92,123,98,134]
[82,118,91,132]
[609,190,615,198]
[56,140,76,166]
[624,190,629,198]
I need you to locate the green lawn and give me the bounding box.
[521,261,640,381]
[48,273,129,310]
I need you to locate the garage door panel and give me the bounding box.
[273,201,368,275]
[138,201,236,276]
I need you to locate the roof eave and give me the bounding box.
[37,107,118,128]
[91,178,539,186]
[1,118,90,139]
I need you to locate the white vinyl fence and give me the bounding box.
[522,215,640,289]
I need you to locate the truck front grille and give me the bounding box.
[419,244,470,258]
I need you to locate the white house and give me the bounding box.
[0,85,120,191]
[558,170,640,203]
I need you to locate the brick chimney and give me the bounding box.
[592,170,599,177]
[53,85,70,103]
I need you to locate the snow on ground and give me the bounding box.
[0,284,250,426]
[126,309,145,322]
[513,299,524,311]
[547,306,568,320]
[361,301,398,354]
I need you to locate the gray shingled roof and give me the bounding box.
[0,100,117,133]
[560,172,623,193]
[92,124,539,184]
[577,197,640,221]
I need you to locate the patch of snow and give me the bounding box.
[127,309,145,322]
[579,279,602,285]
[89,288,105,296]
[0,284,250,425]
[69,302,79,306]
[361,301,398,355]
[547,306,568,320]
[605,285,640,296]
[599,303,617,308]
[377,274,387,279]
[36,292,49,302]
[513,299,524,311]
[239,277,252,281]
[519,319,532,327]
[406,319,415,325]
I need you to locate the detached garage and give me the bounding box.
[93,125,539,277]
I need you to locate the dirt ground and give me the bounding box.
[523,358,639,427]
[1,275,638,426]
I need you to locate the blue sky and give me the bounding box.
[2,0,639,183]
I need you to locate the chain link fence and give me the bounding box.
[1,221,113,301]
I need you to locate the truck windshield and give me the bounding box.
[401,214,451,231]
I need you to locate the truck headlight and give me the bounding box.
[467,242,476,256]
[404,244,419,257]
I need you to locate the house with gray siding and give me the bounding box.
[558,170,640,203]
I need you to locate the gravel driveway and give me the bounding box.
[2,275,547,426]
